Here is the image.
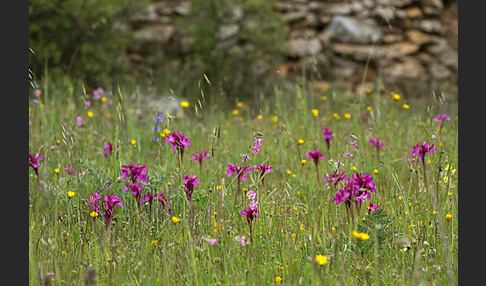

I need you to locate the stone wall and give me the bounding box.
[127,0,458,96]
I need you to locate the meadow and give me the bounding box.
[28,77,458,285]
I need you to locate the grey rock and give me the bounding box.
[322,15,383,44]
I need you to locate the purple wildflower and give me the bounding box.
[322,127,333,149]
[434,114,451,132]
[121,162,149,184]
[93,88,104,100]
[306,150,325,166]
[64,166,75,175]
[251,138,264,155]
[240,201,260,223]
[240,153,252,161]
[165,130,191,160]
[103,194,124,230]
[368,136,385,149]
[191,149,211,166]
[227,163,251,182]
[104,142,113,157]
[157,192,170,208]
[183,174,200,201]
[29,153,44,171]
[240,235,246,246]
[352,172,377,193]
[124,181,144,203]
[76,116,83,127]
[34,89,42,97]
[411,141,437,160]
[323,170,348,187]
[84,193,102,217]
[368,202,380,212]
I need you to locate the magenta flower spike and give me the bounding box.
[165,130,191,161]
[323,170,348,187]
[411,141,437,160]
[29,153,44,173]
[191,149,211,167]
[252,164,273,186]
[368,136,385,161]
[411,141,437,187]
[322,127,333,150]
[368,136,385,149]
[368,202,380,212]
[121,162,149,184]
[306,150,325,186]
[183,174,200,201]
[103,194,124,230]
[227,163,251,182]
[434,114,451,133]
[104,142,113,157]
[306,149,325,166]
[85,193,102,217]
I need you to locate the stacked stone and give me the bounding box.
[127,0,458,96]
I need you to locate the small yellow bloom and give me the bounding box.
[367,106,372,111]
[90,211,99,218]
[275,276,282,283]
[366,88,372,94]
[54,168,60,173]
[402,104,410,109]
[167,181,171,186]
[287,170,292,175]
[56,139,61,145]
[256,114,263,120]
[152,240,158,246]
[237,102,243,108]
[433,210,437,215]
[301,159,307,165]
[392,93,401,101]
[67,191,75,198]
[87,111,94,118]
[101,97,107,103]
[298,139,304,145]
[232,109,239,115]
[172,216,181,224]
[352,166,357,172]
[291,233,296,238]
[316,254,328,265]
[398,196,402,200]
[333,113,339,120]
[445,213,452,221]
[292,174,296,178]
[61,250,67,255]
[352,231,370,241]
[344,113,351,119]
[297,191,301,195]
[180,101,189,108]
[331,226,336,234]
[321,96,327,101]
[271,115,278,122]
[130,139,136,145]
[448,191,453,196]
[373,169,378,175]
[311,109,319,117]
[216,185,222,190]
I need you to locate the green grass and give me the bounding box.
[29,78,457,285]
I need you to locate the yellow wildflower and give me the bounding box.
[172,216,181,224]
[67,191,75,198]
[180,101,189,108]
[311,109,319,117]
[87,111,94,118]
[352,231,370,241]
[315,254,328,265]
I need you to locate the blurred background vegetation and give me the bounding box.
[29,0,288,101]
